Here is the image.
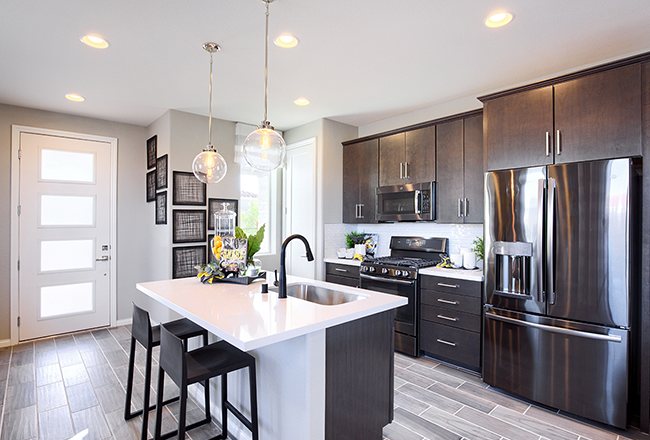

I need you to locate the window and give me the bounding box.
[236,122,279,255]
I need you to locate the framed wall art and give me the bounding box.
[172,245,206,279]
[172,209,207,243]
[147,135,157,170]
[208,198,239,230]
[173,171,206,206]
[146,170,156,202]
[156,154,168,190]
[155,191,167,225]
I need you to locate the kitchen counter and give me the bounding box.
[136,273,405,440]
[323,257,361,266]
[420,266,484,281]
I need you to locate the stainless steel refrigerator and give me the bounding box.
[483,158,637,429]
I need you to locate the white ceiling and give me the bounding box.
[1,0,649,131]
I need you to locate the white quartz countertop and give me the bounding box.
[420,266,484,281]
[136,273,406,352]
[323,257,361,266]
[324,257,483,281]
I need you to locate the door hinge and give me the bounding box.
[17,260,20,271]
[18,149,21,159]
[17,205,21,216]
[17,316,20,327]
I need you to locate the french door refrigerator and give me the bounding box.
[483,158,636,429]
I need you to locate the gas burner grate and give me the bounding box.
[362,256,439,269]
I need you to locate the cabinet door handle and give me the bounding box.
[458,198,462,217]
[335,268,349,273]
[359,204,364,219]
[437,283,459,289]
[545,132,551,156]
[437,298,459,305]
[556,130,561,155]
[437,314,459,322]
[355,204,359,219]
[436,339,457,347]
[464,198,469,217]
[400,162,404,179]
[405,162,410,179]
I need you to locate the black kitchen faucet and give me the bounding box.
[278,234,314,299]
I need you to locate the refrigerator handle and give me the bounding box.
[485,309,622,342]
[536,179,546,303]
[547,177,557,305]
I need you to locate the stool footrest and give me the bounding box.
[159,416,211,440]
[225,400,254,431]
[124,395,180,420]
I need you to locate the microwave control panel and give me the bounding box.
[421,191,431,213]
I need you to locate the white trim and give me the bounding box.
[0,339,11,348]
[10,125,119,345]
[115,318,132,327]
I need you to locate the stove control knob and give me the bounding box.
[361,266,367,272]
[394,270,402,276]
[403,272,411,278]
[381,268,389,275]
[369,267,376,273]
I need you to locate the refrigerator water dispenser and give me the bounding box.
[494,241,533,298]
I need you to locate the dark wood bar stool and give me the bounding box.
[154,323,259,440]
[124,303,208,440]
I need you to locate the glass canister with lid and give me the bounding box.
[211,202,237,261]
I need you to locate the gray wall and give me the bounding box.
[0,103,149,340]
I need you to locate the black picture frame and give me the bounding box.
[172,245,206,279]
[147,135,157,170]
[156,154,168,190]
[155,191,167,225]
[146,170,156,202]
[172,209,207,243]
[208,198,239,231]
[173,171,206,206]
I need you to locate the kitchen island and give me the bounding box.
[136,273,406,440]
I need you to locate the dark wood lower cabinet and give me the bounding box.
[325,262,360,288]
[326,310,394,440]
[420,275,482,372]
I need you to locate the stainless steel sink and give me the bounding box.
[272,283,366,305]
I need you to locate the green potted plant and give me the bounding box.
[472,237,484,267]
[345,231,367,258]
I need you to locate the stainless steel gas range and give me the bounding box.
[359,236,448,356]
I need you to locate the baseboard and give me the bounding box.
[115,318,132,327]
[0,339,12,348]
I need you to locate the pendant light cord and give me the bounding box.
[208,50,214,147]
[263,0,270,124]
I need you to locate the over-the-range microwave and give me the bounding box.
[376,182,435,222]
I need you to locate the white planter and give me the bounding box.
[354,244,366,256]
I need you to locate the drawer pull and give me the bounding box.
[335,268,349,272]
[437,314,459,322]
[437,282,459,288]
[437,298,459,305]
[436,339,457,347]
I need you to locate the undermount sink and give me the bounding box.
[273,283,367,305]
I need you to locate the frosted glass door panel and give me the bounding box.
[40,148,95,183]
[40,239,94,272]
[40,194,95,226]
[40,282,95,319]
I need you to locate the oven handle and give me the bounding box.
[360,273,416,285]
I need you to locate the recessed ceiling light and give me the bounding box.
[65,94,85,102]
[80,34,110,49]
[485,11,514,28]
[274,34,299,48]
[294,98,310,106]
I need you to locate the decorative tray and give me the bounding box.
[212,272,267,285]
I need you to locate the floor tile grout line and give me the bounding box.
[0,347,13,438]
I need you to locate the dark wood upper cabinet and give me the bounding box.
[342,139,378,223]
[484,87,554,171]
[484,63,642,171]
[379,126,435,186]
[436,114,484,224]
[554,64,642,163]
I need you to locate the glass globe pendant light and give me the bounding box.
[192,42,228,184]
[242,0,287,172]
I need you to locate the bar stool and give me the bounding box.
[154,323,259,440]
[124,303,208,440]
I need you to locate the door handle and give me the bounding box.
[536,179,546,303]
[96,256,110,262]
[437,283,459,289]
[464,198,469,217]
[437,298,459,305]
[437,314,459,322]
[400,162,404,179]
[556,130,561,155]
[436,339,457,347]
[335,268,349,272]
[359,204,364,219]
[547,177,556,305]
[545,131,551,156]
[404,162,410,179]
[458,198,462,217]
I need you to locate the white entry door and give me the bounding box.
[283,139,316,279]
[18,132,113,341]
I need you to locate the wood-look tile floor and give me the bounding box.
[384,353,645,440]
[0,326,227,440]
[0,327,646,440]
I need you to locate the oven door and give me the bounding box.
[360,274,417,336]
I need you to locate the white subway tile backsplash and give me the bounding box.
[324,222,483,258]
